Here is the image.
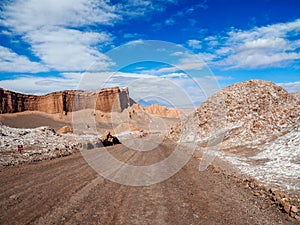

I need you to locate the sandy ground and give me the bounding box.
[0,112,71,130]
[0,110,179,134]
[0,142,297,225]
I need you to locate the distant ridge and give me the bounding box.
[0,87,135,114]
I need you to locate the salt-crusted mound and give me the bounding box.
[0,125,80,166]
[171,80,299,148]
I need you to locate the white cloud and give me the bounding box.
[156,62,205,73]
[0,46,48,72]
[222,52,300,69]
[277,81,300,93]
[1,0,119,33]
[142,51,214,74]
[213,19,300,69]
[0,73,81,95]
[0,0,119,71]
[189,19,300,70]
[205,75,233,81]
[237,37,288,52]
[23,27,114,71]
[0,0,178,72]
[161,73,187,78]
[187,39,202,49]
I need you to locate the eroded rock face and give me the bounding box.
[144,104,180,118]
[0,87,133,114]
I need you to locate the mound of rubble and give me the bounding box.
[0,124,123,166]
[171,80,299,149]
[169,79,300,195]
[0,125,77,166]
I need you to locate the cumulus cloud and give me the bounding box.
[0,46,48,72]
[0,0,119,71]
[1,0,119,33]
[0,0,178,72]
[23,27,114,71]
[213,19,300,69]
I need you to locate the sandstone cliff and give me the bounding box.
[0,87,134,114]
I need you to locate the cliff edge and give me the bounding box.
[0,87,134,114]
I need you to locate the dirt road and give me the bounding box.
[0,142,297,225]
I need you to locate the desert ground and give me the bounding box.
[0,112,298,225]
[0,81,299,224]
[0,142,297,225]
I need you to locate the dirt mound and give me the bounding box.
[170,80,299,148]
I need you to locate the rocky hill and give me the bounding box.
[170,80,299,148]
[0,87,134,114]
[167,79,300,192]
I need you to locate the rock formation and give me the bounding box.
[56,125,73,135]
[170,80,300,148]
[144,104,180,118]
[0,87,134,114]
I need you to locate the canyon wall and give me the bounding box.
[0,87,133,114]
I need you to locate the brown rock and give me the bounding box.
[281,200,291,214]
[101,131,121,146]
[291,205,298,213]
[56,126,73,135]
[0,87,134,115]
[253,191,260,196]
[9,194,18,200]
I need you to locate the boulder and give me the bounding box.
[56,126,73,135]
[101,131,121,146]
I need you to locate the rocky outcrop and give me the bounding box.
[56,125,73,135]
[0,87,134,114]
[126,103,180,119]
[144,104,180,118]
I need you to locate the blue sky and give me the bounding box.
[0,0,300,107]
